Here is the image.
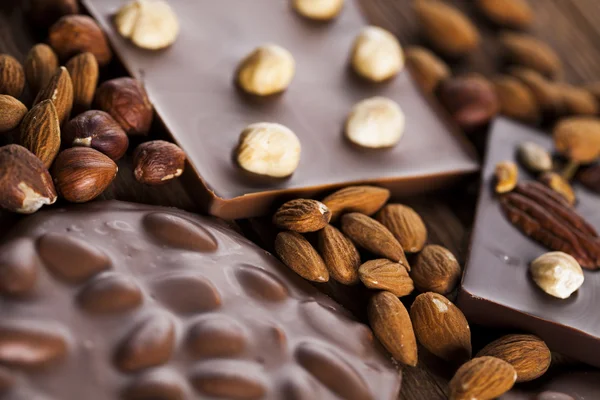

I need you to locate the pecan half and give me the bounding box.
[500,181,600,269]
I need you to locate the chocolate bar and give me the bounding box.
[0,201,400,399]
[501,370,600,400]
[82,0,478,219]
[458,118,600,368]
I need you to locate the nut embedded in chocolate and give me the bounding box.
[539,172,576,206]
[115,0,180,50]
[292,0,345,21]
[133,140,186,185]
[236,44,296,96]
[495,160,518,194]
[350,26,404,83]
[553,117,600,164]
[345,96,405,148]
[518,141,553,174]
[530,251,584,299]
[48,15,113,66]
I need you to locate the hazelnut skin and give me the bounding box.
[133,140,186,185]
[95,78,154,136]
[63,111,129,161]
[48,15,113,66]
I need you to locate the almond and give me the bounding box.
[449,356,516,400]
[376,204,427,253]
[273,199,331,233]
[558,84,599,117]
[341,213,409,268]
[0,54,25,98]
[48,15,112,66]
[25,44,59,95]
[34,66,73,126]
[414,1,480,57]
[405,46,450,93]
[411,245,461,294]
[0,95,27,133]
[359,259,413,297]
[20,100,61,169]
[476,0,533,29]
[322,185,390,221]
[317,224,361,285]
[493,75,540,124]
[66,52,99,114]
[368,291,418,367]
[509,67,563,116]
[274,231,329,283]
[476,334,551,382]
[500,32,562,79]
[410,292,471,364]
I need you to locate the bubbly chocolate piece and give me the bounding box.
[82,0,478,219]
[458,118,600,368]
[0,201,400,399]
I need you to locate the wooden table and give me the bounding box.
[1,1,599,398]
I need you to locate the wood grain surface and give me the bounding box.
[1,1,599,399]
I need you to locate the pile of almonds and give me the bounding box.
[0,2,186,214]
[269,184,553,399]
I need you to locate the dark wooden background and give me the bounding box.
[1,1,599,399]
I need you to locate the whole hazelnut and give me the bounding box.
[351,26,404,83]
[28,0,79,28]
[236,122,301,178]
[0,144,57,214]
[437,74,500,130]
[292,0,345,21]
[114,0,180,50]
[63,111,129,161]
[133,140,186,185]
[95,77,154,136]
[345,97,405,148]
[48,15,113,66]
[530,252,584,299]
[236,44,296,96]
[52,147,118,203]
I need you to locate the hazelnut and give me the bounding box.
[345,97,405,148]
[405,46,450,93]
[52,147,118,203]
[530,252,584,299]
[351,26,404,82]
[437,75,500,130]
[236,122,301,178]
[25,44,59,96]
[133,140,186,185]
[493,75,540,124]
[539,172,576,206]
[28,0,79,28]
[48,15,113,66]
[517,141,552,174]
[0,95,27,133]
[292,0,344,21]
[95,77,154,136]
[0,54,25,98]
[0,144,57,214]
[114,0,180,50]
[553,117,600,164]
[495,161,518,194]
[63,111,129,161]
[236,45,296,96]
[66,52,99,115]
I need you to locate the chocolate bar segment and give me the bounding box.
[458,118,600,368]
[0,201,400,399]
[82,0,478,219]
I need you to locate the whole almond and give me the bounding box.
[0,54,25,98]
[449,356,517,400]
[500,33,562,79]
[133,141,186,185]
[341,213,409,268]
[368,291,418,367]
[317,224,361,285]
[405,46,450,93]
[52,147,118,203]
[558,84,599,117]
[20,100,61,168]
[476,0,533,29]
[25,44,59,95]
[376,204,427,253]
[359,259,414,297]
[476,334,551,382]
[322,185,390,221]
[274,199,331,233]
[509,67,563,116]
[493,75,540,124]
[0,144,57,214]
[48,15,112,66]
[275,231,329,283]
[411,245,461,294]
[414,1,480,57]
[0,95,27,133]
[66,52,99,114]
[34,66,73,126]
[410,292,471,364]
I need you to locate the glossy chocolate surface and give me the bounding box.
[83,0,478,219]
[0,201,400,399]
[458,118,600,368]
[501,371,600,400]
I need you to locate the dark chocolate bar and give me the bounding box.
[82,0,478,219]
[0,201,400,399]
[458,118,600,368]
